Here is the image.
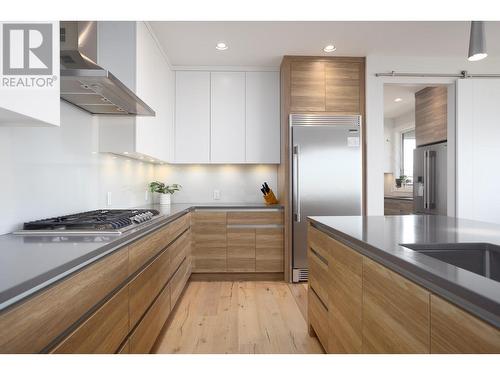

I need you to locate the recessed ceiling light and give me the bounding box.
[394,98,403,103]
[323,44,336,53]
[216,42,228,51]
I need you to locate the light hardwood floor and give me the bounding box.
[153,281,323,354]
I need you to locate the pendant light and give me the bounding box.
[468,21,488,61]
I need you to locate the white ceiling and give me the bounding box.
[149,21,500,67]
[384,85,427,119]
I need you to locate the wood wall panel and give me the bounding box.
[415,86,447,146]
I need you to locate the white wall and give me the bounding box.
[155,164,277,204]
[0,101,156,235]
[456,79,500,224]
[365,55,500,215]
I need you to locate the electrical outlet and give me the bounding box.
[106,192,112,206]
[213,189,221,200]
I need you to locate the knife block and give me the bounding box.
[263,189,279,205]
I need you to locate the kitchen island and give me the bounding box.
[307,215,500,353]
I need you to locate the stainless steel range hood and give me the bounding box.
[60,22,155,116]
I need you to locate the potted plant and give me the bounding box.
[148,181,181,205]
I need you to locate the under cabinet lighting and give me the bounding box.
[394,98,403,103]
[323,44,336,53]
[216,42,228,51]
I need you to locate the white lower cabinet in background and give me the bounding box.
[173,70,280,164]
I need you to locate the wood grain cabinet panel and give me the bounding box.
[227,228,256,272]
[192,211,227,272]
[362,257,430,353]
[53,286,129,354]
[325,61,362,113]
[255,227,284,272]
[0,250,128,353]
[415,86,447,147]
[308,287,329,350]
[307,227,331,309]
[168,229,190,280]
[129,246,171,328]
[129,283,171,354]
[128,225,168,275]
[384,198,414,215]
[327,236,363,354]
[290,61,325,112]
[226,211,283,225]
[430,295,500,353]
[171,258,191,308]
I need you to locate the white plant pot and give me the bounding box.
[159,194,171,205]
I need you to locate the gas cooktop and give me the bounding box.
[14,209,162,235]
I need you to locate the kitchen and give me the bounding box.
[1,2,500,373]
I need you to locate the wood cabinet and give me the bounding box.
[0,213,192,354]
[325,61,363,114]
[362,257,430,353]
[245,72,280,163]
[415,86,447,147]
[307,223,500,354]
[192,211,227,272]
[174,70,280,164]
[430,295,500,353]
[52,285,129,354]
[290,61,326,112]
[192,209,284,274]
[384,198,414,215]
[227,228,256,272]
[98,22,174,162]
[174,71,211,163]
[211,72,246,163]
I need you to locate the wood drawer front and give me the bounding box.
[192,247,227,272]
[171,258,191,308]
[129,247,171,328]
[129,283,171,354]
[308,247,329,309]
[362,257,430,353]
[255,227,283,272]
[168,213,190,241]
[430,295,500,353]
[327,237,363,354]
[308,225,334,262]
[227,228,256,272]
[309,287,329,351]
[192,211,227,225]
[325,61,362,114]
[128,226,169,275]
[290,61,326,112]
[53,286,129,354]
[168,229,190,280]
[226,210,283,225]
[0,250,128,353]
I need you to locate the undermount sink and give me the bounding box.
[401,243,500,283]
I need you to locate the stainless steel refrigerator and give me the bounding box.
[413,142,447,215]
[291,114,362,282]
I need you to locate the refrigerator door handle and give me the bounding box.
[293,144,300,222]
[423,150,428,209]
[428,150,437,209]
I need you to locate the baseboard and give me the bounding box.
[189,272,284,282]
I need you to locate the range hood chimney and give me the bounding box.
[60,22,155,116]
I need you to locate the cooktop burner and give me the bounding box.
[19,209,161,233]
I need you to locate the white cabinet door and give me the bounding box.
[245,72,280,163]
[175,71,211,163]
[210,72,246,163]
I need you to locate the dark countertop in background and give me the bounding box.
[384,195,414,201]
[309,215,500,328]
[0,203,282,311]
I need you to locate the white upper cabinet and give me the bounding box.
[245,72,280,163]
[98,22,173,162]
[174,71,211,163]
[173,70,280,164]
[210,72,246,163]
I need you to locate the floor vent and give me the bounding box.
[292,268,309,282]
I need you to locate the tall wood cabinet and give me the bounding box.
[415,86,448,146]
[280,56,366,282]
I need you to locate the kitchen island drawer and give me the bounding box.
[52,286,129,354]
[309,286,329,351]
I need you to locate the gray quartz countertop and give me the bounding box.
[0,203,282,311]
[308,215,500,328]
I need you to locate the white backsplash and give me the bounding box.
[0,101,156,235]
[0,101,278,235]
[155,164,278,204]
